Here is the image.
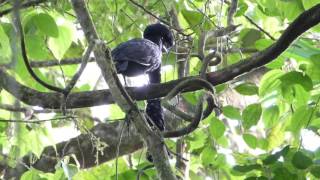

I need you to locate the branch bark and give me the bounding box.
[1,4,319,110]
[70,1,176,179]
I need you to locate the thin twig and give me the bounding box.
[244,15,276,40]
[0,116,74,123]
[0,0,47,17]
[64,42,95,94]
[128,0,191,37]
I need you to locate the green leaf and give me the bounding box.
[21,169,42,180]
[243,134,257,149]
[201,147,217,166]
[25,34,50,59]
[0,24,11,63]
[108,104,125,119]
[235,2,248,17]
[233,164,262,173]
[235,82,258,96]
[262,105,279,128]
[288,105,312,134]
[242,103,262,129]
[302,0,319,9]
[310,165,320,178]
[267,123,285,150]
[48,25,74,60]
[222,105,242,120]
[310,118,320,129]
[279,71,313,91]
[209,117,225,140]
[273,167,298,180]
[32,13,59,37]
[292,151,313,170]
[292,85,310,108]
[239,28,262,47]
[181,10,203,27]
[259,70,284,97]
[263,152,281,165]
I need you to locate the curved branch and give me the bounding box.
[0,4,319,109]
[12,1,66,94]
[162,78,215,138]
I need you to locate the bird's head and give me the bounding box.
[143,23,174,52]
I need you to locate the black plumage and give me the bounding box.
[112,23,174,131]
[112,23,174,79]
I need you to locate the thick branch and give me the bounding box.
[0,4,319,110]
[4,121,144,179]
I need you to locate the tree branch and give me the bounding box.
[0,4,319,110]
[0,0,47,17]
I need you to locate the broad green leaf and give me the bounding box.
[180,10,211,30]
[25,34,50,60]
[183,92,198,105]
[181,10,203,27]
[209,117,225,140]
[242,103,262,129]
[257,138,268,150]
[235,82,258,96]
[262,146,289,165]
[305,54,320,81]
[262,105,279,128]
[292,151,313,169]
[279,71,313,91]
[215,84,227,93]
[222,105,241,120]
[255,39,273,50]
[235,1,248,17]
[108,104,125,119]
[267,123,285,150]
[188,130,207,150]
[273,167,298,180]
[21,169,42,180]
[302,0,319,9]
[310,118,320,129]
[288,105,312,134]
[259,70,284,97]
[239,28,262,47]
[201,147,217,166]
[278,0,304,21]
[262,151,281,165]
[243,134,257,149]
[233,164,262,173]
[32,13,59,37]
[0,24,11,63]
[48,25,75,60]
[310,165,320,178]
[292,85,310,108]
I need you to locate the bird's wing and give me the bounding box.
[111,39,161,66]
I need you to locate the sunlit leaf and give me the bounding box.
[32,13,59,37]
[209,117,225,140]
[235,82,258,96]
[243,134,257,149]
[242,103,262,129]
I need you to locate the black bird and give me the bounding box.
[112,23,174,131]
[112,23,174,80]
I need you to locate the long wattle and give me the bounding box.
[146,67,165,130]
[146,99,165,131]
